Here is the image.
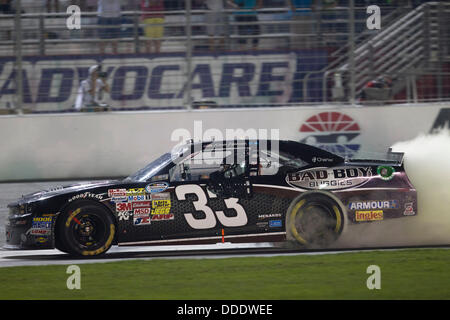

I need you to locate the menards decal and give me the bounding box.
[286,167,373,190]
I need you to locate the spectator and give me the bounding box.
[164,0,183,10]
[288,0,317,49]
[205,0,229,51]
[141,0,165,54]
[85,0,97,11]
[75,65,110,110]
[232,0,263,50]
[319,0,338,45]
[97,0,122,55]
[0,0,13,14]
[0,0,13,41]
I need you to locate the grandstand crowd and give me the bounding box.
[0,0,435,13]
[0,0,436,55]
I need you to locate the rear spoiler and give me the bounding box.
[346,148,404,166]
[386,148,405,165]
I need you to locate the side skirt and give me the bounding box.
[118,232,286,246]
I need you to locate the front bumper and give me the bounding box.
[5,212,55,250]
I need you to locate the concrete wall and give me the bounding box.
[0,103,447,181]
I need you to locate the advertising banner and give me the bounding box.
[0,50,327,111]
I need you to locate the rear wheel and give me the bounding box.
[286,193,344,248]
[57,201,115,257]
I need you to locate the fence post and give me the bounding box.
[134,10,140,54]
[184,0,193,109]
[39,14,45,56]
[14,0,23,113]
[436,2,443,100]
[348,0,356,105]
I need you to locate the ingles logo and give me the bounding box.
[299,112,361,157]
[355,210,383,222]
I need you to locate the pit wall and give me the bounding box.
[0,103,448,181]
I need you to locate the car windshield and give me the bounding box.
[124,153,173,182]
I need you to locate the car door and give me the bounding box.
[165,144,260,243]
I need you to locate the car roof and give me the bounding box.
[184,139,344,164]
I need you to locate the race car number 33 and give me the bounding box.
[175,185,248,229]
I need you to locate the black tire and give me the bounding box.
[55,233,70,254]
[57,200,116,257]
[286,193,344,248]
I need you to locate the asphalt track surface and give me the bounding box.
[1,181,449,268]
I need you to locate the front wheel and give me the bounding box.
[57,201,116,257]
[286,193,344,248]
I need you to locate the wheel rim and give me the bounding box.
[295,203,336,244]
[70,212,108,251]
[289,198,341,246]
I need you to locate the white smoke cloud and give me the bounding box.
[335,128,450,247]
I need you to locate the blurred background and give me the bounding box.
[0,0,449,113]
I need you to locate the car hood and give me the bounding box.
[10,180,119,205]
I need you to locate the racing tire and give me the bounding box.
[57,200,116,257]
[286,193,344,248]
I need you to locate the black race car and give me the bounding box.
[5,140,417,256]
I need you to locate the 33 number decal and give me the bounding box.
[175,185,248,229]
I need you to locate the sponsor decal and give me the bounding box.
[403,202,416,216]
[32,217,53,222]
[311,157,334,163]
[269,220,282,228]
[134,208,151,217]
[132,201,152,209]
[349,200,399,210]
[151,213,174,221]
[299,111,361,158]
[68,192,104,202]
[118,212,130,221]
[146,182,169,194]
[30,216,53,235]
[151,193,170,200]
[111,196,128,202]
[286,167,373,190]
[256,221,269,229]
[108,189,127,197]
[134,217,151,226]
[36,237,49,244]
[258,213,282,220]
[152,199,171,215]
[30,229,51,235]
[126,188,146,196]
[355,210,383,222]
[377,166,395,181]
[116,202,132,212]
[128,195,150,201]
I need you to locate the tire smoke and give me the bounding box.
[335,128,450,247]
